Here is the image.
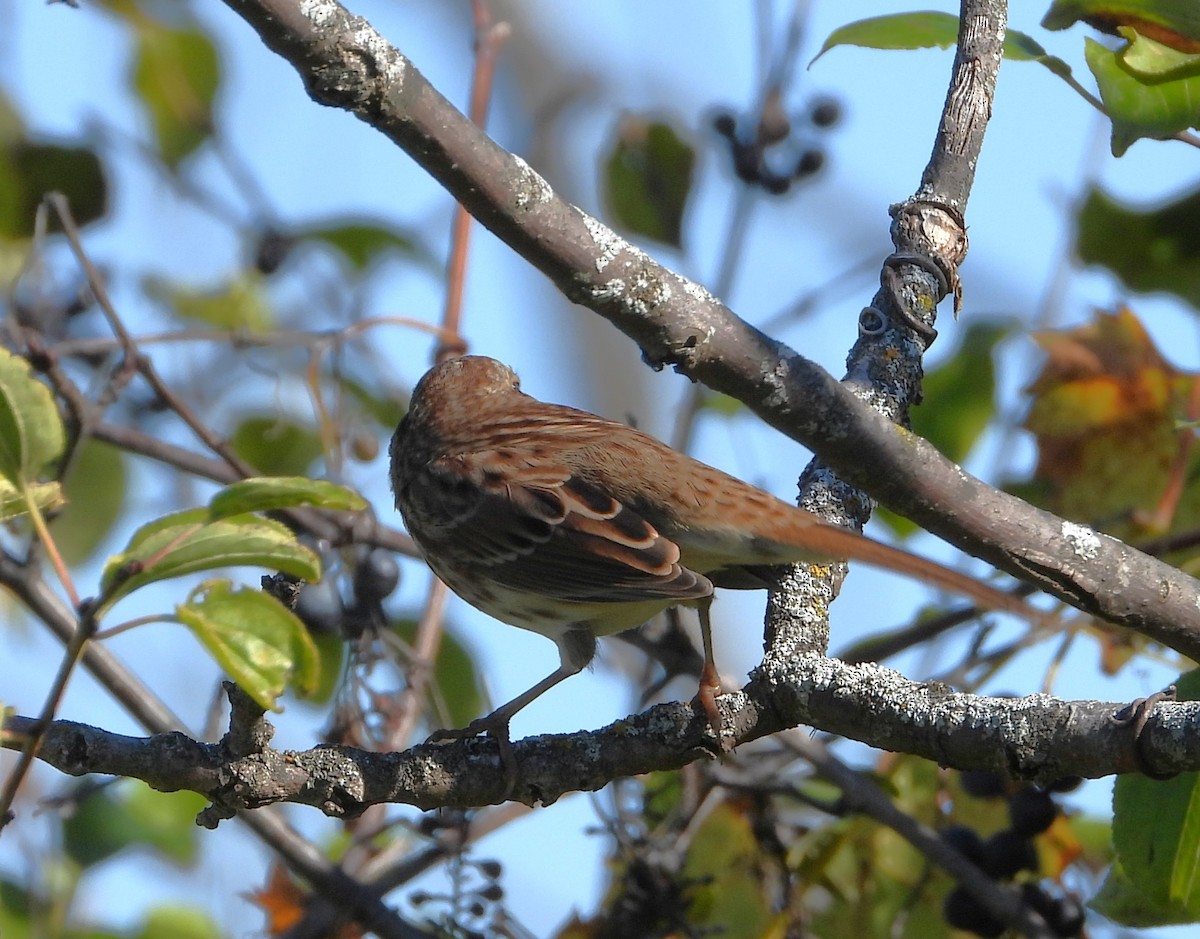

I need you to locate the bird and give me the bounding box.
[390,355,1043,751]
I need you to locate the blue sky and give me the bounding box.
[4,1,1200,936]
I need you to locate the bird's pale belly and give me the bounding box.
[426,555,684,641]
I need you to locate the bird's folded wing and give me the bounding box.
[419,451,712,604]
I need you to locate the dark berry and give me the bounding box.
[733,143,759,182]
[354,548,401,603]
[254,228,295,274]
[1048,894,1085,936]
[794,149,824,177]
[762,174,791,195]
[944,886,1005,938]
[350,431,379,463]
[941,824,986,864]
[979,829,1039,880]
[1009,787,1058,837]
[961,769,1008,799]
[1021,883,1085,936]
[478,860,502,879]
[712,111,738,138]
[810,97,842,128]
[295,578,344,634]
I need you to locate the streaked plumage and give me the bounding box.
[391,356,1039,745]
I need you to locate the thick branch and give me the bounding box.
[773,0,1011,652]
[218,0,1200,657]
[7,660,1194,811]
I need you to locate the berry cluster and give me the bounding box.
[941,770,1086,937]
[712,95,840,195]
[295,545,401,639]
[409,857,506,939]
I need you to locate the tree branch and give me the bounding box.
[218,0,1200,658]
[7,657,1195,811]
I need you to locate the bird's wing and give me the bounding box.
[410,449,712,604]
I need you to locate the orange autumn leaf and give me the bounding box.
[245,865,364,938]
[1038,813,1086,879]
[1024,307,1200,537]
[246,866,306,935]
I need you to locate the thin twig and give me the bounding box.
[434,0,510,363]
[0,598,94,829]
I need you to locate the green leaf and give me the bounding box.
[1109,669,1200,923]
[1121,29,1200,79]
[304,631,348,707]
[121,783,207,864]
[602,117,694,248]
[207,477,366,520]
[0,877,33,939]
[295,220,420,270]
[911,321,1006,464]
[144,274,274,332]
[814,11,961,58]
[0,143,107,238]
[135,907,223,939]
[131,22,219,168]
[230,415,323,476]
[99,511,320,615]
[120,506,210,547]
[813,12,1053,64]
[1075,184,1200,306]
[51,440,125,565]
[0,346,65,486]
[697,390,744,417]
[679,801,776,938]
[0,479,64,522]
[1091,859,1197,925]
[62,781,204,869]
[432,628,484,730]
[1084,36,1200,154]
[177,581,319,710]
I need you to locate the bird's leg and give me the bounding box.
[427,628,594,797]
[694,597,729,749]
[428,663,581,743]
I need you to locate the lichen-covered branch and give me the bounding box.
[6,659,1195,812]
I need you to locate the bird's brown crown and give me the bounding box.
[393,356,524,462]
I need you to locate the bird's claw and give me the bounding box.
[427,718,520,800]
[427,716,508,744]
[695,677,733,753]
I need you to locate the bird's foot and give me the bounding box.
[427,712,510,744]
[695,672,733,753]
[428,716,519,799]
